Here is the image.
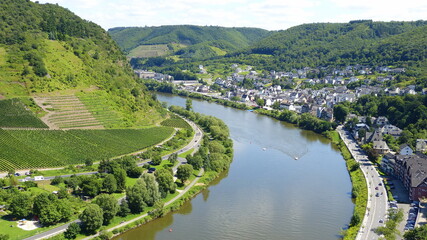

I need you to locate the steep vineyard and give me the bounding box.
[0,127,174,171]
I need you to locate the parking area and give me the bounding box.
[383,177,418,238]
[386,177,410,203]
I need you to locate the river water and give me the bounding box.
[114,93,354,240]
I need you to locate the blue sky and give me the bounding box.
[33,0,427,30]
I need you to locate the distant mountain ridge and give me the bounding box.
[108,25,271,59]
[109,21,427,77]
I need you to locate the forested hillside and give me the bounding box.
[237,20,427,71]
[0,0,163,125]
[108,25,271,59]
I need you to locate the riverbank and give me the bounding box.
[326,131,368,239]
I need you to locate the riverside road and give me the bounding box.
[337,126,388,240]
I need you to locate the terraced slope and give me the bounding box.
[34,95,104,129]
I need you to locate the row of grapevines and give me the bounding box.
[0,127,174,170]
[0,98,48,128]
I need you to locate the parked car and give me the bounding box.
[379,219,384,223]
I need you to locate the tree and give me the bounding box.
[186,154,203,170]
[102,174,117,194]
[0,234,9,240]
[151,154,162,165]
[39,204,61,226]
[208,141,225,153]
[141,174,160,207]
[9,193,32,218]
[118,200,130,217]
[176,164,193,184]
[404,224,427,239]
[80,204,103,234]
[154,169,176,198]
[94,194,118,225]
[85,159,93,167]
[127,166,143,178]
[168,153,178,165]
[80,176,101,197]
[57,188,69,199]
[271,101,281,110]
[39,198,72,226]
[51,176,63,185]
[113,168,127,192]
[33,192,50,216]
[64,222,81,239]
[9,175,18,187]
[126,180,147,214]
[186,98,193,111]
[256,98,265,107]
[333,105,349,123]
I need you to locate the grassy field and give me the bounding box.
[160,115,191,129]
[0,127,174,171]
[128,44,170,58]
[0,98,48,128]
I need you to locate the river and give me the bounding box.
[114,93,354,240]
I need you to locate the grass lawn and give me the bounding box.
[125,177,139,188]
[0,215,77,240]
[178,149,194,158]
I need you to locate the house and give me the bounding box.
[241,94,250,102]
[394,154,427,201]
[373,140,390,155]
[197,85,209,93]
[416,139,427,153]
[134,70,156,79]
[399,144,413,155]
[381,153,396,175]
[368,130,383,143]
[375,116,389,127]
[320,107,334,122]
[381,124,402,138]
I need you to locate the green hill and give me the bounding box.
[238,20,427,71]
[0,0,164,126]
[108,25,271,59]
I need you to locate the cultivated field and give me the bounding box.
[160,115,191,129]
[0,127,174,171]
[0,98,48,128]
[128,44,170,58]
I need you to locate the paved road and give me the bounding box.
[337,126,388,240]
[23,117,203,240]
